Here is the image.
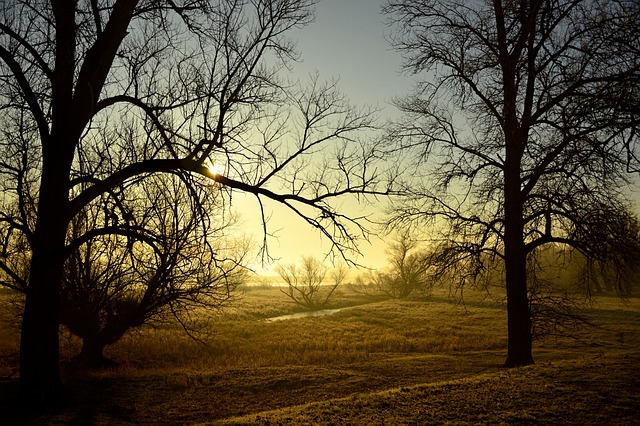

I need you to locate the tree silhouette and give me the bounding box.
[276,256,347,310]
[0,0,394,400]
[355,234,433,299]
[59,174,248,368]
[384,0,640,366]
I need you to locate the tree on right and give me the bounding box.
[383,0,640,367]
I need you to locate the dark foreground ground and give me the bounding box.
[0,351,638,425]
[218,352,640,425]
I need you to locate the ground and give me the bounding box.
[0,286,638,424]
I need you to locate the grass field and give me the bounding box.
[0,284,638,424]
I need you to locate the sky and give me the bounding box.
[237,0,415,275]
[291,0,411,113]
[218,1,640,278]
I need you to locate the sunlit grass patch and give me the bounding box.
[50,287,640,374]
[3,288,638,378]
[42,287,511,375]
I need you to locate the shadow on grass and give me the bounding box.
[0,377,137,425]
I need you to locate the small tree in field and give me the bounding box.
[276,257,347,310]
[355,234,433,299]
[59,174,248,367]
[1,173,249,368]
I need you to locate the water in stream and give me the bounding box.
[265,308,343,322]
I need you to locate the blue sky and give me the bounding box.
[292,0,411,115]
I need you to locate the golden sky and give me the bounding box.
[232,0,412,274]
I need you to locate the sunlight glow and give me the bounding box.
[207,163,224,177]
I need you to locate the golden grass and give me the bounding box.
[0,285,638,424]
[93,287,508,371]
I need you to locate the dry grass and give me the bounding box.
[218,353,640,425]
[100,287,508,370]
[0,285,638,425]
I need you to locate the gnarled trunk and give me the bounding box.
[73,337,117,370]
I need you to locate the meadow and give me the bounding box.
[0,284,639,425]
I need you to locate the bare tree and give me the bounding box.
[0,0,394,400]
[384,0,640,366]
[276,256,347,310]
[355,234,433,299]
[59,174,248,368]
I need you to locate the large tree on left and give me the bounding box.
[0,0,392,401]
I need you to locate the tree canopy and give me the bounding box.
[384,0,640,366]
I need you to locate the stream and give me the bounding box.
[265,308,344,322]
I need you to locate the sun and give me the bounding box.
[207,163,224,177]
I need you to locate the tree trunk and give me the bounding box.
[20,255,63,401]
[503,131,534,368]
[21,0,79,393]
[20,245,65,401]
[503,244,534,367]
[74,337,116,369]
[19,155,71,402]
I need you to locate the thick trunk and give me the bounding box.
[19,1,78,401]
[20,219,66,400]
[20,256,63,401]
[74,337,116,369]
[503,129,534,367]
[19,154,72,401]
[18,0,136,402]
[503,244,534,367]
